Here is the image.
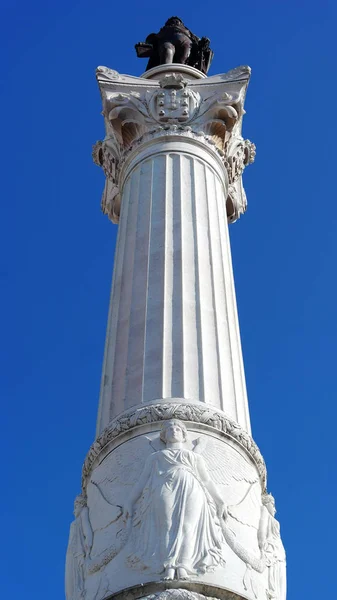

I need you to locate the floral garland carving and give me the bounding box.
[138,591,224,600]
[110,586,243,600]
[81,402,266,490]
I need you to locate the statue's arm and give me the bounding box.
[196,455,227,518]
[81,506,93,555]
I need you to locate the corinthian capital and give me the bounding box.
[94,65,255,223]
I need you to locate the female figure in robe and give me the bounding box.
[258,494,286,600]
[65,495,93,600]
[123,420,227,580]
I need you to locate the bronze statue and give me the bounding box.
[135,17,213,75]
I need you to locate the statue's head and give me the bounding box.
[262,493,276,516]
[74,494,86,516]
[160,419,188,444]
[165,16,184,27]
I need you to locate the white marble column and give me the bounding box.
[97,137,250,434]
[94,65,255,436]
[65,65,286,600]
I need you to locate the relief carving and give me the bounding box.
[154,87,199,122]
[124,420,228,579]
[65,495,93,600]
[94,67,255,224]
[139,592,221,600]
[225,137,256,222]
[70,422,285,600]
[101,80,241,151]
[92,140,121,222]
[258,494,286,600]
[85,422,261,577]
[81,402,266,490]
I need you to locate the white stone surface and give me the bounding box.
[92,66,254,227]
[65,65,286,600]
[142,63,207,80]
[93,67,255,435]
[97,142,250,433]
[66,420,286,600]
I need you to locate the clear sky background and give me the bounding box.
[1,1,336,598]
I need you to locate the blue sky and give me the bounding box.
[1,1,336,598]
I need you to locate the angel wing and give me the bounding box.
[194,436,263,565]
[144,434,165,453]
[228,480,261,529]
[86,436,151,533]
[194,436,258,486]
[91,436,151,504]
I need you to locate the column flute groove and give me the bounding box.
[171,154,184,398]
[206,166,225,410]
[111,167,140,416]
[141,158,155,403]
[214,173,239,422]
[162,153,172,399]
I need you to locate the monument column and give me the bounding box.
[66,21,286,600]
[94,65,255,436]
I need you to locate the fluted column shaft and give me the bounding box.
[97,137,250,435]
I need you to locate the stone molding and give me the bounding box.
[123,124,227,162]
[81,401,266,491]
[139,591,218,600]
[104,582,246,600]
[94,67,255,224]
[139,592,223,600]
[142,63,207,80]
[118,126,230,202]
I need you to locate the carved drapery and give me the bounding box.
[69,419,285,600]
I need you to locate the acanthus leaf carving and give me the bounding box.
[225,137,256,185]
[92,140,121,222]
[225,137,256,222]
[100,72,245,149]
[95,66,255,224]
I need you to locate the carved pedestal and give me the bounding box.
[65,65,285,600]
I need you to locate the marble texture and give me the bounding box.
[65,64,286,600]
[97,143,250,433]
[66,421,286,600]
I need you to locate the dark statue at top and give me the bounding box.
[135,17,214,75]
